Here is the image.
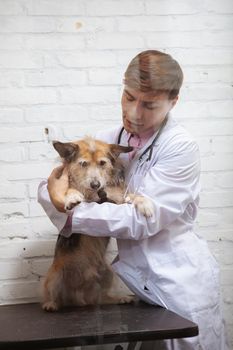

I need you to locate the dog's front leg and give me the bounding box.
[125,193,154,218]
[64,188,84,210]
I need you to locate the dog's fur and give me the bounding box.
[42,137,154,311]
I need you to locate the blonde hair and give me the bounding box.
[124,50,183,99]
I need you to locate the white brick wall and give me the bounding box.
[0,0,232,347]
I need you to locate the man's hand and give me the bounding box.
[47,165,69,213]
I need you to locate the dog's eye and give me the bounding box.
[99,160,106,166]
[80,161,88,167]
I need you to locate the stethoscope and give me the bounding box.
[117,115,169,199]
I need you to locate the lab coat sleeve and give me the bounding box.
[71,139,201,240]
[37,180,68,232]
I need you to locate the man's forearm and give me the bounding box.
[37,180,68,231]
[48,189,66,213]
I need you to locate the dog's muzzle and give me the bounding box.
[90,180,101,190]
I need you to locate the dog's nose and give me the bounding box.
[90,180,101,190]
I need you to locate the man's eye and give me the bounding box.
[145,104,158,110]
[125,94,134,102]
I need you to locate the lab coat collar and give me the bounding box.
[124,114,176,166]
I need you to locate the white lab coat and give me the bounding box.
[38,116,229,350]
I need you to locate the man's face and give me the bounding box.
[121,86,178,135]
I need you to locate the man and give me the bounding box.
[38,50,228,349]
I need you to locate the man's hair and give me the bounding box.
[123,50,183,99]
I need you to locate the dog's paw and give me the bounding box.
[42,301,59,312]
[133,196,154,218]
[124,196,132,204]
[118,295,135,304]
[64,192,84,211]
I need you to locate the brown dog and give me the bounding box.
[42,137,154,311]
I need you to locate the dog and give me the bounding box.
[42,137,154,311]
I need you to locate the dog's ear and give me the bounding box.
[109,144,133,158]
[53,141,79,162]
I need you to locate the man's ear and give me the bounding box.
[109,144,133,158]
[53,141,78,162]
[171,95,179,108]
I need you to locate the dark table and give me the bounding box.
[0,301,198,350]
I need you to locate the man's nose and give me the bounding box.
[128,101,143,120]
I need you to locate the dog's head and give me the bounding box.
[53,137,133,192]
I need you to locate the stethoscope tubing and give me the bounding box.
[118,115,169,198]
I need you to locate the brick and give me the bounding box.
[25,69,87,87]
[62,126,97,139]
[205,100,233,118]
[0,219,31,239]
[0,163,54,180]
[168,48,233,66]
[220,242,233,265]
[26,0,85,15]
[200,173,216,190]
[29,200,49,217]
[90,104,121,121]
[30,258,53,276]
[147,31,202,48]
[0,145,27,162]
[181,120,233,136]
[204,0,233,14]
[89,68,124,85]
[0,184,27,199]
[59,86,119,104]
[0,16,56,33]
[86,0,144,16]
[217,172,233,188]
[0,34,23,49]
[25,105,88,123]
[0,88,57,105]
[0,0,25,15]
[195,137,212,156]
[145,0,204,15]
[28,142,57,160]
[201,155,233,171]
[197,209,221,227]
[117,14,233,32]
[0,126,44,143]
[182,83,233,101]
[87,33,144,49]
[56,17,115,33]
[57,51,116,68]
[24,34,85,50]
[29,181,42,198]
[221,268,233,286]
[0,71,24,88]
[30,217,59,236]
[212,136,233,153]
[0,239,55,259]
[0,109,24,123]
[0,52,43,69]
[203,30,233,47]
[0,280,40,300]
[0,260,30,280]
[0,202,29,218]
[199,191,233,208]
[173,101,208,119]
[222,287,233,305]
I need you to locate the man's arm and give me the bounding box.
[37,180,68,232]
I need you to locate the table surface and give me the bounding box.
[0,301,198,350]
